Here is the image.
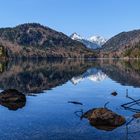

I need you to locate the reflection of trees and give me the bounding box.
[0,63,3,72]
[0,62,6,73]
[99,60,140,88]
[0,59,140,94]
[0,60,97,94]
[0,47,3,56]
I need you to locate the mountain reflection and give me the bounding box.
[0,60,97,93]
[100,60,140,87]
[71,68,107,85]
[0,59,140,94]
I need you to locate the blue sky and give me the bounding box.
[0,0,140,38]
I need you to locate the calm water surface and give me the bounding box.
[0,59,140,140]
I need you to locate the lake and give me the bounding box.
[0,59,140,140]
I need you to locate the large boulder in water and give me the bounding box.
[0,89,26,110]
[83,108,126,131]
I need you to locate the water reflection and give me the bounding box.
[0,59,140,94]
[71,68,107,85]
[100,60,140,87]
[0,59,140,139]
[0,60,97,93]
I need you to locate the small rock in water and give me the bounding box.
[83,108,126,131]
[0,89,26,110]
[68,101,83,105]
[111,91,118,96]
[133,113,140,118]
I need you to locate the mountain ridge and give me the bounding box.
[1,23,140,59]
[100,29,140,58]
[0,23,96,59]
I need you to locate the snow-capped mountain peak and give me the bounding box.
[70,33,107,50]
[70,32,83,40]
[88,35,107,46]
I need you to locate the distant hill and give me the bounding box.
[101,29,140,58]
[0,23,96,59]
